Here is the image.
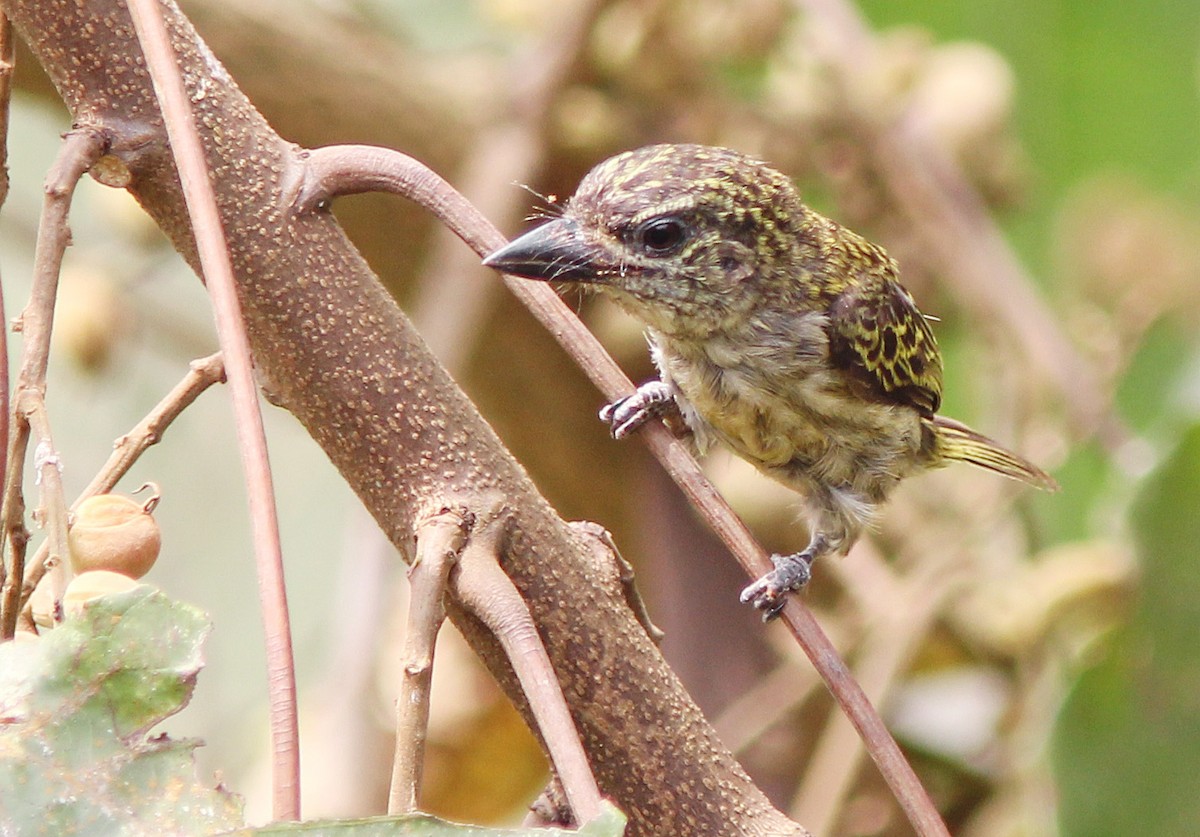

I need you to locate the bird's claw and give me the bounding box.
[740,552,814,621]
[599,381,674,440]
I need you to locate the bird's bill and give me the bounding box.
[482,219,599,283]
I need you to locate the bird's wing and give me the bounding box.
[826,276,944,414]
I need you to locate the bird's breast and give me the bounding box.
[650,327,927,494]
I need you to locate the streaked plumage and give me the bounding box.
[485,144,1056,619]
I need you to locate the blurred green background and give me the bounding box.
[2,0,1198,834]
[856,3,1200,831]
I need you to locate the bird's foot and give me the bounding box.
[740,551,814,622]
[599,381,675,439]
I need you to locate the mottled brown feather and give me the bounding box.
[827,275,944,415]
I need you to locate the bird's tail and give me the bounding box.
[931,416,1059,491]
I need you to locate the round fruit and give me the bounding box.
[63,570,139,617]
[68,493,161,578]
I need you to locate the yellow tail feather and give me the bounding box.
[931,416,1059,491]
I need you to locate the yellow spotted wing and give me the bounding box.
[827,275,944,415]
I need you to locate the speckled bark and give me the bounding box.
[7,2,804,834]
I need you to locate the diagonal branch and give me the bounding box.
[791,547,963,833]
[294,143,947,837]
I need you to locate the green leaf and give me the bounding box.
[226,802,627,836]
[0,584,243,835]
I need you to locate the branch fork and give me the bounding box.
[390,495,606,827]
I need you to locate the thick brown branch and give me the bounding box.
[295,141,942,836]
[7,1,801,833]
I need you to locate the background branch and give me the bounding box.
[0,128,106,639]
[794,0,1120,446]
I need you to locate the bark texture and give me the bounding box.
[6,1,804,834]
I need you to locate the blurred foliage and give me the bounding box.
[853,5,1200,835]
[2,0,1199,834]
[1054,425,1200,837]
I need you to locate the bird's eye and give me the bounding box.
[635,217,688,256]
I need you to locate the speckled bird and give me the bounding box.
[484,143,1057,619]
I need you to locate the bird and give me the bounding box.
[483,143,1057,620]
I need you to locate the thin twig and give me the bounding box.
[0,7,13,210]
[0,128,107,640]
[389,505,471,814]
[0,8,13,601]
[82,352,226,498]
[292,143,947,837]
[125,0,298,819]
[17,352,225,609]
[791,547,964,834]
[450,500,604,825]
[23,398,69,615]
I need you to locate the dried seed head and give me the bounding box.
[68,493,162,578]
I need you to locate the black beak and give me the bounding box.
[482,218,599,283]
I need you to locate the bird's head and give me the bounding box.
[484,144,815,338]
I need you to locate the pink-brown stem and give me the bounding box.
[451,504,604,825]
[0,10,13,604]
[126,0,298,819]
